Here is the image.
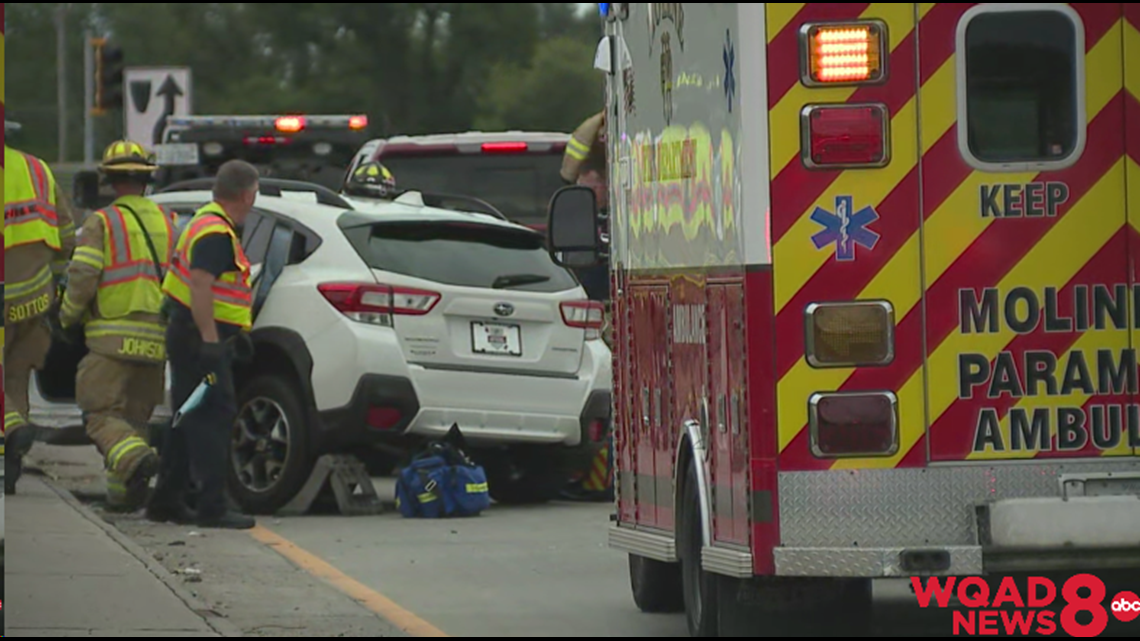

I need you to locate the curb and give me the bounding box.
[37,473,245,638]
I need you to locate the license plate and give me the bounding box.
[153,143,199,166]
[471,321,521,356]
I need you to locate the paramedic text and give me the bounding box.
[957,284,1140,453]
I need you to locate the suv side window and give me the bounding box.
[957,5,1085,171]
[243,213,275,264]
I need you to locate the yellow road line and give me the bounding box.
[249,525,450,637]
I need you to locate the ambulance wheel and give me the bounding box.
[228,375,314,514]
[680,459,718,636]
[630,554,684,613]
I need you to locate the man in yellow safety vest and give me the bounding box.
[4,140,77,493]
[59,140,178,511]
[148,159,259,530]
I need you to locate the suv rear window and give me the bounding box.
[376,153,565,228]
[342,221,579,293]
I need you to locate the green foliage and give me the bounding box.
[5,2,603,160]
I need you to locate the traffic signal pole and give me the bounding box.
[84,31,95,163]
[56,3,69,162]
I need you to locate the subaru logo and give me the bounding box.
[493,302,515,317]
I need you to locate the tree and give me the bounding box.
[475,36,602,132]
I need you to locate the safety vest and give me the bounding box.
[162,202,253,330]
[4,146,61,251]
[70,196,176,362]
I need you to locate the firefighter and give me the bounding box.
[147,159,259,530]
[559,111,614,503]
[4,136,77,494]
[59,140,178,511]
[343,161,398,200]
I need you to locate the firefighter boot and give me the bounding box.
[106,450,160,512]
[5,424,41,495]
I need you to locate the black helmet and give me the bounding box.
[345,161,397,199]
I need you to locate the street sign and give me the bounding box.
[123,67,192,148]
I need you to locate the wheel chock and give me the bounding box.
[277,454,385,516]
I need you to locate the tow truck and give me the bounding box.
[546,2,1140,636]
[152,113,370,192]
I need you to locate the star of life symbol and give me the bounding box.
[810,195,880,261]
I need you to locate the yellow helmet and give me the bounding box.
[100,140,157,173]
[345,161,397,198]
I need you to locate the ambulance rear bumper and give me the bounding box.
[774,461,1140,577]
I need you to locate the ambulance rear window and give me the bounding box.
[957,6,1084,170]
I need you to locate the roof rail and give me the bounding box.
[410,191,509,221]
[157,178,354,209]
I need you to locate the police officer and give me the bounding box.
[343,161,397,201]
[4,130,77,493]
[59,141,178,511]
[147,159,260,529]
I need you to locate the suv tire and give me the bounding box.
[228,375,314,514]
[481,445,569,505]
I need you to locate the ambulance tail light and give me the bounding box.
[804,301,894,368]
[801,103,889,169]
[318,282,440,327]
[561,300,604,340]
[800,21,887,86]
[349,115,368,130]
[809,392,898,458]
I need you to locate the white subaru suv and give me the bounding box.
[37,179,612,513]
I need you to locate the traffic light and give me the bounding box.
[93,38,125,114]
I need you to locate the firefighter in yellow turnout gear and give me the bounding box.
[60,140,177,510]
[5,141,77,493]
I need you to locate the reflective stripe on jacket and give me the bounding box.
[5,146,61,251]
[161,202,253,330]
[63,195,177,362]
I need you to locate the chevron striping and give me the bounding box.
[777,15,1125,466]
[848,159,1130,470]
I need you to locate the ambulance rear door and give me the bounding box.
[918,3,1135,462]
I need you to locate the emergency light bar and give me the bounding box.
[799,20,887,86]
[165,114,369,131]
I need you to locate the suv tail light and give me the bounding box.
[801,103,889,169]
[561,300,604,340]
[318,282,440,326]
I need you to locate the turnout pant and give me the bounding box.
[77,352,163,499]
[151,320,237,519]
[3,317,52,447]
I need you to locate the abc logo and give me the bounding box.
[1112,591,1140,622]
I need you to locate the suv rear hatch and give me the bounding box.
[332,218,600,376]
[374,138,567,230]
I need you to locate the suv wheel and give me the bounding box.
[480,445,569,505]
[229,375,314,514]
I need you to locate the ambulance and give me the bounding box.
[546,2,1140,636]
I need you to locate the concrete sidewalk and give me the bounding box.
[5,474,241,637]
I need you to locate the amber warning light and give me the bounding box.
[275,116,305,133]
[803,22,885,85]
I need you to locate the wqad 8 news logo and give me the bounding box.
[911,574,1139,636]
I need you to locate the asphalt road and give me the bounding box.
[24,389,1139,638]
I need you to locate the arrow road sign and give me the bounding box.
[123,67,192,146]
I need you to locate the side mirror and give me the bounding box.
[547,185,602,268]
[72,170,113,211]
